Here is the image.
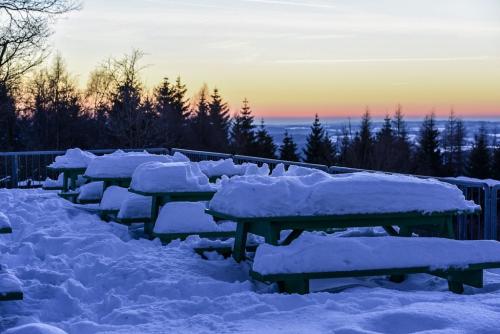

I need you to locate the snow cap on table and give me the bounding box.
[99,186,129,211]
[48,148,95,169]
[131,161,215,193]
[42,173,64,188]
[85,151,185,178]
[270,164,322,177]
[208,172,480,218]
[117,193,152,219]
[243,163,270,176]
[154,201,235,233]
[197,159,245,178]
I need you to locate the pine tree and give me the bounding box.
[190,86,212,150]
[254,119,276,159]
[208,88,230,151]
[391,105,412,172]
[154,76,190,148]
[279,131,300,161]
[303,114,335,165]
[414,113,442,176]
[467,125,491,179]
[337,125,351,166]
[351,109,373,169]
[373,114,395,171]
[442,111,466,176]
[230,98,256,155]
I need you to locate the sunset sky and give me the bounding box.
[51,0,500,119]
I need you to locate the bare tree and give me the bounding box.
[0,0,79,83]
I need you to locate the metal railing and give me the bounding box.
[0,148,169,189]
[1,147,498,241]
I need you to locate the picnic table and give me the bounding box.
[47,166,86,202]
[129,188,217,237]
[205,209,459,263]
[205,209,492,294]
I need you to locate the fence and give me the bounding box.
[1,147,498,241]
[0,148,169,189]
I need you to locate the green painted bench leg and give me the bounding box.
[62,173,69,192]
[389,225,413,283]
[281,229,304,246]
[278,279,309,294]
[233,222,249,263]
[383,226,399,236]
[264,224,280,246]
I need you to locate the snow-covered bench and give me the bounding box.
[0,213,22,301]
[0,267,23,301]
[0,212,12,234]
[251,235,500,294]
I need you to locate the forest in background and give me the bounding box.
[0,1,499,180]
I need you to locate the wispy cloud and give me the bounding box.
[273,56,497,64]
[239,0,337,10]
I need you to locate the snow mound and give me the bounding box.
[42,173,63,188]
[271,164,325,177]
[243,163,270,176]
[85,151,185,178]
[77,182,104,202]
[131,162,215,193]
[198,159,246,178]
[117,193,152,219]
[48,148,95,169]
[100,186,129,211]
[253,234,500,275]
[209,172,480,217]
[154,202,236,233]
[3,323,68,334]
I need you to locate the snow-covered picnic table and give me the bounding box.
[129,161,221,237]
[46,149,96,202]
[207,172,480,263]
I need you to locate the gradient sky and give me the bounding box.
[50,0,500,118]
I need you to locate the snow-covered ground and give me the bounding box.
[2,189,500,333]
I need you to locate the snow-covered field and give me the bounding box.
[2,189,500,333]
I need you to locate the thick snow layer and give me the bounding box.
[3,323,68,334]
[85,151,186,178]
[48,149,95,169]
[99,186,129,211]
[253,234,500,275]
[243,163,270,176]
[42,174,63,188]
[77,182,104,202]
[131,162,216,193]
[154,202,236,233]
[117,193,151,219]
[271,164,322,177]
[0,211,11,229]
[197,159,245,178]
[4,189,500,333]
[209,172,479,217]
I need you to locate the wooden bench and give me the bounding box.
[47,166,87,203]
[205,209,461,263]
[250,236,500,294]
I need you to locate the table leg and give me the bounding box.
[69,173,77,191]
[146,195,161,237]
[281,229,304,246]
[232,222,249,263]
[62,173,69,192]
[264,224,280,245]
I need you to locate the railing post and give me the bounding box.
[492,186,499,240]
[10,154,19,188]
[482,186,492,240]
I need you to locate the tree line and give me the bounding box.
[0,52,499,180]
